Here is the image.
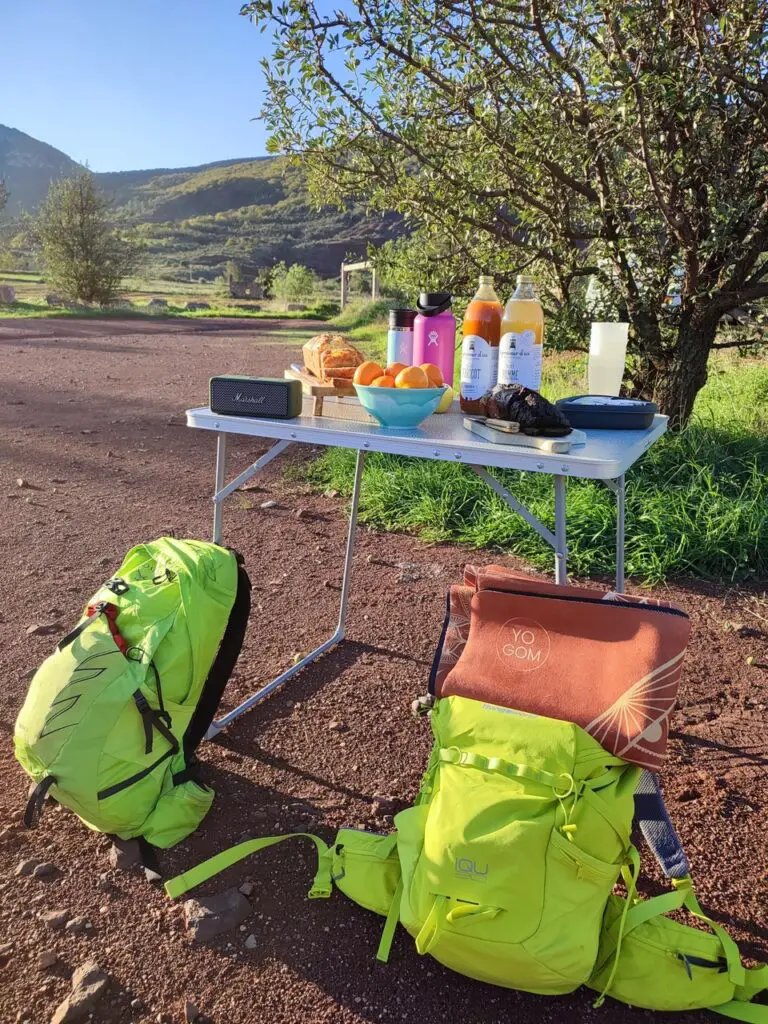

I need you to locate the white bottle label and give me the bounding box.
[460,335,498,400]
[498,329,542,390]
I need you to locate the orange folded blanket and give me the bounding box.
[429,566,690,771]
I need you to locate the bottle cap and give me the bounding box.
[416,292,452,316]
[388,308,416,329]
[516,275,535,284]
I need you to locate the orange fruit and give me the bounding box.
[371,374,395,388]
[395,365,430,389]
[353,360,384,386]
[386,362,408,378]
[420,362,444,387]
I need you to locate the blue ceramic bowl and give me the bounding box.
[354,383,445,429]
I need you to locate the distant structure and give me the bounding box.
[229,281,265,299]
[340,259,379,309]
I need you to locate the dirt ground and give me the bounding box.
[0,317,765,1024]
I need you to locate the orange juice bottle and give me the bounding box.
[459,275,502,414]
[498,275,544,391]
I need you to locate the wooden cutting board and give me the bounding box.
[285,366,355,414]
[464,417,583,452]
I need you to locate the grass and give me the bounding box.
[296,337,768,585]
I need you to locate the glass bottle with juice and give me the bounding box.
[497,275,544,391]
[459,275,502,414]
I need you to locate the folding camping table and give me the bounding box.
[186,402,667,736]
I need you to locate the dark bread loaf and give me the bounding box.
[479,383,571,436]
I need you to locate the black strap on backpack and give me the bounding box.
[182,558,251,757]
[634,769,691,879]
[23,775,57,828]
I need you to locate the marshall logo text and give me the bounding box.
[234,392,266,405]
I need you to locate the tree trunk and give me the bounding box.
[651,313,718,430]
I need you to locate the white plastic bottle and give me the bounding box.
[498,275,545,391]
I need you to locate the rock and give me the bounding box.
[32,861,59,879]
[16,478,32,489]
[50,960,109,1023]
[26,622,61,637]
[146,298,168,309]
[0,941,12,959]
[108,838,140,871]
[372,798,396,818]
[184,302,210,311]
[46,293,63,307]
[64,916,89,935]
[259,499,278,509]
[40,909,69,930]
[0,284,17,303]
[294,508,308,519]
[285,303,307,311]
[244,933,258,949]
[184,1000,200,1022]
[37,950,58,969]
[328,720,347,733]
[80,430,95,436]
[15,857,39,877]
[183,888,251,943]
[238,881,255,897]
[130,997,143,1011]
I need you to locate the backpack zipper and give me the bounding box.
[482,587,689,620]
[97,748,175,800]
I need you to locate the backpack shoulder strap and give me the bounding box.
[164,832,332,901]
[634,769,690,879]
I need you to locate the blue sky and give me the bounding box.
[3,1,274,171]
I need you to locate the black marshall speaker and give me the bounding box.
[209,375,303,419]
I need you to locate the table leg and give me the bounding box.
[213,432,227,544]
[554,474,568,585]
[615,472,626,593]
[206,448,366,737]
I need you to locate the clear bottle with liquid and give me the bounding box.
[498,275,544,391]
[459,275,502,414]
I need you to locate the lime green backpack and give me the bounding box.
[164,693,767,1021]
[14,537,250,853]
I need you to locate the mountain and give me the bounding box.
[0,125,82,215]
[0,125,400,278]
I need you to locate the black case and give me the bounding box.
[556,395,657,430]
[209,376,302,419]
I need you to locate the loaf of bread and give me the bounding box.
[303,333,364,382]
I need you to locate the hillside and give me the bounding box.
[0,125,400,278]
[0,125,82,215]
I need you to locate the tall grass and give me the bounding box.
[299,355,768,585]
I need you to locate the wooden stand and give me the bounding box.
[284,366,355,416]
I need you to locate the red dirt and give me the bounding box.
[0,317,765,1024]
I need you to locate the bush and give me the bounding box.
[271,261,316,303]
[33,172,141,305]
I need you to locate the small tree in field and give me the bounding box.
[271,261,316,304]
[244,0,768,426]
[34,171,140,304]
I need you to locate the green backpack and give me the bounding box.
[164,692,767,1022]
[14,537,250,853]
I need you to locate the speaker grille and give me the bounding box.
[210,377,291,418]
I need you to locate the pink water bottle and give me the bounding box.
[413,292,456,388]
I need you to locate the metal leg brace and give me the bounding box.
[206,444,366,738]
[473,466,568,586]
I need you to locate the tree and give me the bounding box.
[243,0,768,426]
[33,171,141,304]
[270,261,316,303]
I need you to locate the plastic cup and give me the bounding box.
[588,322,629,396]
